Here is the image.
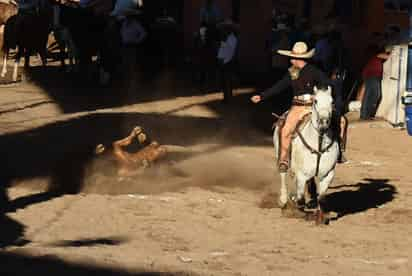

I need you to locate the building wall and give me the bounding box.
[238,0,272,73]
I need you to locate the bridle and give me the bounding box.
[296,97,335,177]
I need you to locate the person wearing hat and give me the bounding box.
[360,45,391,120]
[251,41,337,172]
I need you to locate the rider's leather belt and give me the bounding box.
[292,94,313,106]
[292,100,312,106]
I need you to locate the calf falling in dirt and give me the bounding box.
[95,126,167,176]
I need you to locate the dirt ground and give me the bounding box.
[1,57,412,276]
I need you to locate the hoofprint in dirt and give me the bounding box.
[1,65,412,275]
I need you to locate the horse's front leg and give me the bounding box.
[305,178,318,209]
[21,49,31,81]
[53,28,66,69]
[295,174,308,209]
[12,48,22,82]
[38,46,48,68]
[1,49,8,78]
[316,169,335,225]
[278,172,288,208]
[24,49,30,69]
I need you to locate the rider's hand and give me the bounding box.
[251,95,262,104]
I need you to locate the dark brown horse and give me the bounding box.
[56,1,120,84]
[0,1,17,26]
[1,9,51,81]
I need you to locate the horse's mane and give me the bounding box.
[315,83,330,92]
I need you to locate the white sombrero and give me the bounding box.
[277,42,315,59]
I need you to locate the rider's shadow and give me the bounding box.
[323,178,397,219]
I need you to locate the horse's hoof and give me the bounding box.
[315,210,330,225]
[304,211,318,221]
[281,200,306,219]
[278,198,287,209]
[278,201,287,209]
[281,206,307,219]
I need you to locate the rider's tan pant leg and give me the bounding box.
[280,105,311,163]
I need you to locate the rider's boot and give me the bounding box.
[278,160,289,173]
[337,137,348,164]
[338,152,347,164]
[338,116,348,164]
[278,134,291,173]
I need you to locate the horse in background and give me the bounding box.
[1,2,52,81]
[54,0,130,85]
[56,3,108,82]
[274,86,339,224]
[0,1,17,26]
[50,0,79,73]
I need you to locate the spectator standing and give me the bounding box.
[217,19,238,103]
[360,46,391,120]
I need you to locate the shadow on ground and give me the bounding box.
[0,214,27,248]
[324,178,397,219]
[0,106,277,211]
[0,251,195,276]
[48,236,128,248]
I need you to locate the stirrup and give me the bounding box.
[278,161,289,173]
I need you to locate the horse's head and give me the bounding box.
[312,85,333,132]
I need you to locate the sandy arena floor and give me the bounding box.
[1,58,412,276]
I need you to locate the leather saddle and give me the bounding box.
[272,111,312,164]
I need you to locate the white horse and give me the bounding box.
[274,85,339,224]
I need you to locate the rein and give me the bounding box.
[296,120,335,177]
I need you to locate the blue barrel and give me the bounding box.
[406,105,412,136]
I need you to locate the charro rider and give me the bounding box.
[251,41,345,173]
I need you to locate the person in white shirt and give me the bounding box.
[217,32,237,64]
[217,20,238,102]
